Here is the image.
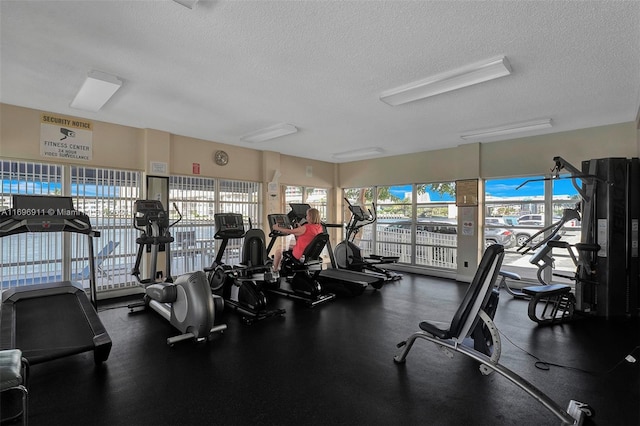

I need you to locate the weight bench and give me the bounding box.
[393,244,591,425]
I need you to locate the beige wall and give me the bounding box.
[0,104,144,170]
[0,103,336,214]
[0,103,338,228]
[338,121,638,187]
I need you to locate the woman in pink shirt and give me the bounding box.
[272,207,323,272]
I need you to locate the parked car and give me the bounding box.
[387,218,457,234]
[485,214,544,247]
[485,217,508,226]
[517,214,544,226]
[484,218,516,248]
[388,218,514,248]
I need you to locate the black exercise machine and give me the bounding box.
[513,207,601,325]
[205,213,285,325]
[0,195,112,365]
[334,198,401,283]
[287,203,384,296]
[265,214,336,307]
[129,200,227,345]
[516,156,640,319]
[394,244,593,425]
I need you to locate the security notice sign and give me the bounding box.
[40,113,93,161]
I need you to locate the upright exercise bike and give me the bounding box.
[205,213,285,325]
[334,198,402,283]
[129,200,227,345]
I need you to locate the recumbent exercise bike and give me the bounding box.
[205,213,285,325]
[265,213,336,308]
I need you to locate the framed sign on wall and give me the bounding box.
[456,179,478,207]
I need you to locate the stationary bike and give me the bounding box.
[205,213,285,325]
[265,213,336,307]
[129,200,227,345]
[334,199,401,284]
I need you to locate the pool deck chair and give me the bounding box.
[1,240,119,288]
[393,244,592,425]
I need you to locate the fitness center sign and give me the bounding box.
[40,113,93,161]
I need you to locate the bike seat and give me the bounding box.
[522,284,571,297]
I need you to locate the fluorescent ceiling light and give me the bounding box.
[460,119,553,141]
[332,147,384,160]
[241,123,298,143]
[173,0,198,9]
[70,70,122,112]
[380,56,512,106]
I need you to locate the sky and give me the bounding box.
[2,180,120,197]
[388,176,581,201]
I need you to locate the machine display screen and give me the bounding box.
[268,214,291,230]
[13,195,74,212]
[350,205,367,221]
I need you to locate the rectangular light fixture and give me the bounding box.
[70,70,122,112]
[332,147,384,160]
[240,123,298,143]
[173,0,198,9]
[380,56,512,106]
[460,119,553,141]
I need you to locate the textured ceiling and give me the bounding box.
[1,1,639,163]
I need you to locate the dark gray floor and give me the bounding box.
[8,273,640,425]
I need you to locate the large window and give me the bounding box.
[72,166,141,291]
[485,175,582,284]
[1,159,264,295]
[283,185,328,221]
[345,183,457,270]
[1,161,64,289]
[169,175,217,275]
[169,176,262,273]
[0,161,142,292]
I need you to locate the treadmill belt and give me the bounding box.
[15,293,95,363]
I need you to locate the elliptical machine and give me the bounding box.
[205,213,285,325]
[265,213,336,307]
[334,198,402,283]
[129,200,227,345]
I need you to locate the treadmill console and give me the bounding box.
[0,195,93,235]
[214,213,245,239]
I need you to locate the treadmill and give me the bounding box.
[287,204,384,296]
[0,195,112,365]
